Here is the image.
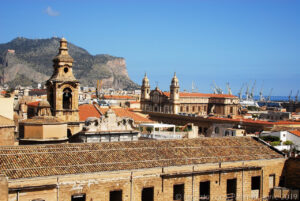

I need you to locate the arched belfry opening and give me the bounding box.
[63,88,72,109]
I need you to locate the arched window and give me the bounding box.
[63,88,72,109]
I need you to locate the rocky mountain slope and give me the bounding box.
[0,37,139,89]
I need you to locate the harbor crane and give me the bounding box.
[250,80,256,100]
[259,85,264,101]
[295,90,299,103]
[226,82,232,95]
[212,81,223,94]
[267,88,273,102]
[288,90,293,102]
[245,84,250,100]
[238,84,244,100]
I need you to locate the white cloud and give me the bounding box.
[45,6,59,17]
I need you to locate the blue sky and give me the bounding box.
[0,0,299,95]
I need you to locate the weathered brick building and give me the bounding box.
[0,137,287,201]
[140,73,240,116]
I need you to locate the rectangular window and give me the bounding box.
[251,176,261,199]
[110,190,122,201]
[142,187,154,201]
[173,184,184,201]
[200,181,210,201]
[71,194,86,201]
[180,106,183,112]
[204,106,207,111]
[192,106,195,112]
[186,106,189,112]
[230,107,233,113]
[198,106,201,111]
[269,174,275,189]
[226,179,236,201]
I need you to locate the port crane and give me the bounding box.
[295,90,299,103]
[288,90,293,102]
[226,82,232,95]
[250,80,256,100]
[238,84,244,100]
[267,88,273,102]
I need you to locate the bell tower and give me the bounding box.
[46,38,79,122]
[170,72,180,114]
[141,73,150,101]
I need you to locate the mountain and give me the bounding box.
[0,37,139,90]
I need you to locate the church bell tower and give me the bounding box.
[46,38,79,122]
[170,72,180,114]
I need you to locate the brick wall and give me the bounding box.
[285,158,300,189]
[7,158,285,201]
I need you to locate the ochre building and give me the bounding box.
[0,137,288,201]
[46,38,81,135]
[140,73,240,117]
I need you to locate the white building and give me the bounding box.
[260,130,300,151]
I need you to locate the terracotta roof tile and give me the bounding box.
[27,101,40,107]
[79,105,152,123]
[0,137,284,180]
[97,107,152,123]
[103,95,135,100]
[79,104,101,121]
[163,92,237,98]
[289,130,300,137]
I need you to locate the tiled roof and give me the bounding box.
[79,104,152,123]
[289,130,300,137]
[27,101,40,107]
[163,92,237,98]
[0,115,15,127]
[208,117,300,126]
[79,104,101,121]
[103,95,135,100]
[97,107,152,123]
[0,137,283,180]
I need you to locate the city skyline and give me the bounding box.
[1,0,299,95]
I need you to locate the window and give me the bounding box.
[251,176,261,198]
[198,106,201,112]
[186,106,189,112]
[192,106,195,112]
[64,67,69,73]
[269,174,275,190]
[142,187,154,201]
[226,179,236,201]
[63,88,72,109]
[200,181,210,201]
[215,127,219,134]
[173,184,184,201]
[230,107,233,114]
[204,106,207,111]
[110,190,122,201]
[71,194,86,201]
[180,106,183,112]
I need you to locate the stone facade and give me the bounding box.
[46,38,80,123]
[71,109,139,143]
[4,158,286,201]
[141,73,240,117]
[0,115,15,146]
[0,137,287,201]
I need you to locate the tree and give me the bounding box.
[283,140,293,145]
